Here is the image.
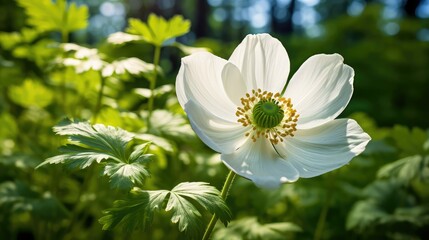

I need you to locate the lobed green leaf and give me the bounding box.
[17,0,88,33]
[37,120,151,190]
[213,217,301,240]
[126,14,190,46]
[377,155,429,182]
[100,182,231,238]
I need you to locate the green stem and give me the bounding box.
[64,166,95,238]
[313,173,336,240]
[202,170,236,240]
[92,75,106,123]
[60,29,69,112]
[147,45,161,128]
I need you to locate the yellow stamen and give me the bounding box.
[235,89,299,144]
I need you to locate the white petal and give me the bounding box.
[176,52,238,121]
[275,119,371,178]
[185,100,248,154]
[221,62,247,106]
[222,138,299,188]
[284,54,354,129]
[229,34,290,93]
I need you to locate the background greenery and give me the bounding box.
[0,0,428,239]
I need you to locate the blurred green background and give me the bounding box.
[0,0,428,240]
[2,0,429,127]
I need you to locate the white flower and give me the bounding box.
[176,34,371,188]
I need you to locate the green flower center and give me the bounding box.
[253,100,284,128]
[236,89,299,144]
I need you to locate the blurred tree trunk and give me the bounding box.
[403,0,422,17]
[271,0,296,34]
[194,0,209,38]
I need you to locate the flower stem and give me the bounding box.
[313,172,336,240]
[92,74,106,123]
[202,170,236,240]
[60,29,69,113]
[147,45,161,128]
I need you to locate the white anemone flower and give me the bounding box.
[176,34,371,188]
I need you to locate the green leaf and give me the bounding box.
[0,181,69,221]
[52,119,132,160]
[346,200,390,232]
[0,113,18,138]
[391,125,427,155]
[100,182,231,238]
[0,32,22,50]
[168,182,231,232]
[37,119,152,190]
[135,133,175,153]
[0,28,39,50]
[126,14,190,46]
[377,155,428,182]
[0,154,39,170]
[8,79,54,108]
[346,179,420,232]
[103,143,153,190]
[40,144,114,169]
[103,162,150,190]
[99,188,168,231]
[17,0,88,33]
[149,110,196,142]
[213,217,301,240]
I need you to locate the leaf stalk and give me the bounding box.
[202,170,236,240]
[147,45,161,129]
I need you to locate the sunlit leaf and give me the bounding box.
[17,0,88,33]
[100,182,231,238]
[168,182,231,231]
[134,84,174,99]
[37,119,152,190]
[8,79,54,108]
[149,110,196,142]
[102,58,156,77]
[126,14,190,46]
[0,113,18,138]
[134,133,174,153]
[103,143,152,190]
[60,43,105,73]
[213,217,301,240]
[173,42,211,55]
[95,108,145,132]
[0,28,39,50]
[0,32,21,50]
[107,32,143,45]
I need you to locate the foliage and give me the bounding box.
[127,14,191,47]
[100,182,231,238]
[346,124,429,239]
[0,181,69,221]
[17,0,88,33]
[37,119,152,191]
[0,1,428,240]
[213,217,301,240]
